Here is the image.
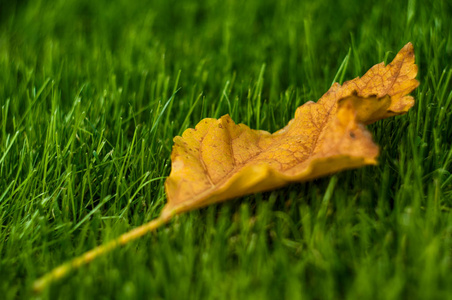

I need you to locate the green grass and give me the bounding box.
[1,0,451,299]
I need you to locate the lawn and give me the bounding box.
[1,0,451,299]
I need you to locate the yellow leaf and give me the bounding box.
[33,43,419,292]
[162,42,419,217]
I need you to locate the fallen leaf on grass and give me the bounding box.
[162,42,419,217]
[33,42,419,293]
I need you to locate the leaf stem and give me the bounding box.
[33,212,174,293]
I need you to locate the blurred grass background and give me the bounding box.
[0,0,451,299]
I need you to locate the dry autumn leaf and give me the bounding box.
[33,42,419,292]
[162,42,419,218]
